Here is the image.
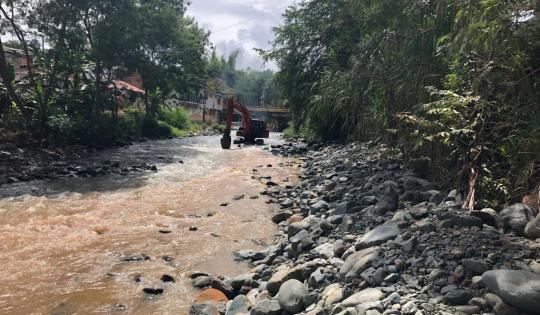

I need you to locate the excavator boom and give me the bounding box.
[221,96,269,149]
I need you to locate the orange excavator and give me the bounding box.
[221,97,270,149]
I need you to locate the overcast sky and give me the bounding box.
[187,0,296,70]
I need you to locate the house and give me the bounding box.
[3,46,33,81]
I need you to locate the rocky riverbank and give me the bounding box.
[188,142,540,315]
[0,128,221,187]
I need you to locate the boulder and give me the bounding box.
[340,288,384,307]
[355,222,400,250]
[195,288,229,305]
[403,176,431,191]
[267,267,304,295]
[339,247,381,282]
[375,186,399,214]
[277,279,308,313]
[250,299,282,315]
[499,203,536,235]
[321,283,343,306]
[524,214,540,239]
[470,208,499,227]
[272,211,293,224]
[225,295,251,315]
[482,270,540,313]
[462,259,492,275]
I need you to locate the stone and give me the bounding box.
[272,211,293,224]
[193,276,212,288]
[160,274,175,283]
[340,288,384,307]
[454,305,481,314]
[339,247,381,282]
[281,198,294,208]
[322,283,343,306]
[225,295,251,315]
[250,299,282,315]
[267,267,304,295]
[277,279,308,313]
[462,259,492,275]
[234,249,266,262]
[482,270,540,313]
[313,243,335,259]
[440,214,482,228]
[195,288,229,304]
[443,289,474,306]
[402,301,417,314]
[189,304,220,315]
[376,186,399,214]
[470,208,499,227]
[403,176,431,191]
[499,203,536,235]
[355,222,400,250]
[524,214,540,239]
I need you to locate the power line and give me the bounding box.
[210,4,290,34]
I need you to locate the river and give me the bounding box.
[0,134,297,315]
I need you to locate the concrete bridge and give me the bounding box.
[245,106,291,131]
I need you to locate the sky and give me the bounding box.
[186,0,296,70]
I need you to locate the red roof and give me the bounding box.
[109,80,145,94]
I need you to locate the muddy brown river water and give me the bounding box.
[0,135,297,315]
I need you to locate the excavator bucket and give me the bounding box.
[221,129,232,149]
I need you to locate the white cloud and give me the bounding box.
[187,0,296,69]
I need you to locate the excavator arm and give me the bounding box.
[221,96,269,149]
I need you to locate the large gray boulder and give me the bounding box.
[277,279,308,313]
[355,222,400,250]
[375,186,399,214]
[525,214,540,239]
[499,203,536,235]
[482,270,540,313]
[339,247,381,282]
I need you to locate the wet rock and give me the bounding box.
[225,295,251,315]
[482,270,540,313]
[485,293,520,315]
[160,274,175,283]
[340,288,384,307]
[277,279,308,313]
[355,222,400,250]
[189,226,198,231]
[499,203,536,235]
[339,247,381,282]
[250,299,282,315]
[233,249,267,262]
[121,254,150,262]
[143,288,164,295]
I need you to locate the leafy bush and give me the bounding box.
[158,108,190,130]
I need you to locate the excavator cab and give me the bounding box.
[221,97,270,149]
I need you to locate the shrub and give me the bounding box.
[158,107,190,130]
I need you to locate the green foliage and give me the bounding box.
[265,0,540,206]
[0,0,208,142]
[158,108,190,130]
